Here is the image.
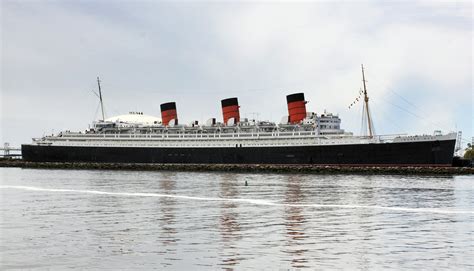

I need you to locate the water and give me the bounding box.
[0,168,472,270]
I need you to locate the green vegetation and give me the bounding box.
[464,144,474,159]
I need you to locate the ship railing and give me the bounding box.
[46,133,401,145]
[375,134,408,142]
[51,131,404,142]
[56,130,324,139]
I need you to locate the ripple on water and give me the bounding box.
[0,168,473,270]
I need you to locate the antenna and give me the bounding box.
[97,76,105,121]
[361,64,374,137]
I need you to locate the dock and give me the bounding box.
[0,143,21,159]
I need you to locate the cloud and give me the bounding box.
[1,1,472,146]
[208,2,471,134]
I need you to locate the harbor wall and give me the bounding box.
[1,159,472,175]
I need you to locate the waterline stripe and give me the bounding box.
[1,185,472,215]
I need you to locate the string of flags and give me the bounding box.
[348,88,363,109]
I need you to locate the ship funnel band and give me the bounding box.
[160,102,178,126]
[221,97,239,107]
[286,93,307,124]
[160,102,177,112]
[221,97,240,125]
[286,93,305,103]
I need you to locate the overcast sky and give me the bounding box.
[1,0,472,147]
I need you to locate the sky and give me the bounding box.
[1,0,472,148]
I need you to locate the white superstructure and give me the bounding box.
[33,111,457,148]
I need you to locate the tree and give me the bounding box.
[464,143,474,159]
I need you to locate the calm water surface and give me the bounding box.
[0,168,473,270]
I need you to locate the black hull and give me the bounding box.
[22,139,456,166]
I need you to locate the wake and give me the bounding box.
[1,185,472,215]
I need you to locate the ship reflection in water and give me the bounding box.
[0,168,472,270]
[156,173,179,266]
[283,176,310,269]
[218,175,243,269]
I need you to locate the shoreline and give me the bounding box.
[0,159,473,175]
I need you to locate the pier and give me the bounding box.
[0,143,21,159]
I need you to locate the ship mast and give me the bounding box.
[361,64,374,137]
[97,76,105,121]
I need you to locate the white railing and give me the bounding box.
[34,130,455,148]
[56,130,322,140]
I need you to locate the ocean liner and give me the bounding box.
[22,66,457,166]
